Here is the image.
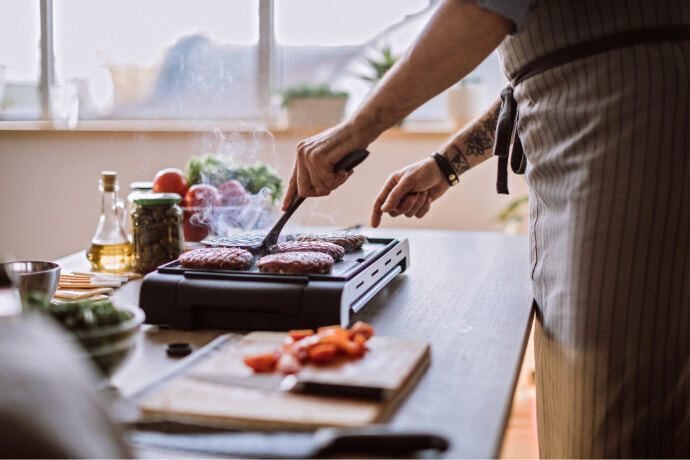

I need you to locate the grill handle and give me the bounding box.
[350,265,402,314]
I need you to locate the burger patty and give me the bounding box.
[297,232,365,252]
[178,247,253,270]
[256,251,334,275]
[268,240,345,261]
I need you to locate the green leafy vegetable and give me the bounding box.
[25,293,133,330]
[228,164,284,204]
[185,154,232,186]
[185,154,284,204]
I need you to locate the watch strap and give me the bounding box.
[432,152,460,186]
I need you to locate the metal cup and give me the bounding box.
[2,261,61,303]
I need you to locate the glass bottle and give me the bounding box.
[86,171,133,272]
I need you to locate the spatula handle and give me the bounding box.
[264,150,370,248]
[334,149,369,172]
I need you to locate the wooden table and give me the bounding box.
[58,228,533,458]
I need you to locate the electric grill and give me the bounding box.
[139,237,409,331]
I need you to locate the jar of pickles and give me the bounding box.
[131,193,183,274]
[126,181,154,240]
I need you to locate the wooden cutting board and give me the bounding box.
[139,332,430,429]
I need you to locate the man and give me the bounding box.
[283,0,690,457]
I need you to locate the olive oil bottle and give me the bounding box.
[86,171,133,272]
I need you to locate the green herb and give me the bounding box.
[185,154,232,186]
[228,164,284,204]
[359,46,400,84]
[25,293,133,330]
[279,84,348,107]
[496,195,529,223]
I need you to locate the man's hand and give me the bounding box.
[282,122,371,211]
[371,157,450,227]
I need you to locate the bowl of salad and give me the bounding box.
[26,294,145,377]
[151,155,284,242]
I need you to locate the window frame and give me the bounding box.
[34,0,274,124]
[10,0,447,130]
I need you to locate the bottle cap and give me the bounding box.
[101,171,118,192]
[133,193,181,205]
[129,181,154,191]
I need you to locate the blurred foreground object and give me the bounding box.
[0,313,131,458]
[0,263,22,316]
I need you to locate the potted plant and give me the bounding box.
[496,194,529,234]
[359,46,400,84]
[279,84,348,129]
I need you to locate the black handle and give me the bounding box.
[263,150,370,248]
[333,149,369,172]
[315,426,449,457]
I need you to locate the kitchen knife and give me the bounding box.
[128,425,449,458]
[187,372,395,401]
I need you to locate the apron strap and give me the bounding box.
[491,25,690,195]
[493,85,520,194]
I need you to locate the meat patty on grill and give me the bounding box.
[256,251,334,275]
[178,247,253,270]
[268,240,345,261]
[297,232,365,252]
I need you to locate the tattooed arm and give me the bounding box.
[282,0,511,209]
[371,99,501,227]
[442,98,501,175]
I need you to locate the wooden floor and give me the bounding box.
[500,321,539,459]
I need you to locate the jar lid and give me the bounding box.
[130,181,154,191]
[134,193,181,205]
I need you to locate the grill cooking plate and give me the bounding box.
[139,237,409,330]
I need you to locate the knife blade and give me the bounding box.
[187,373,395,401]
[128,425,449,458]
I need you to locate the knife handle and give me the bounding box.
[293,380,393,401]
[315,425,449,456]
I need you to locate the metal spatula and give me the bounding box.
[207,149,369,253]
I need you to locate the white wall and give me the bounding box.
[0,128,528,260]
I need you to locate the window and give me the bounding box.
[53,0,260,120]
[0,1,41,120]
[0,0,504,126]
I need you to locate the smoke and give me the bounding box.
[185,125,281,240]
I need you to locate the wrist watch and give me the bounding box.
[431,152,460,186]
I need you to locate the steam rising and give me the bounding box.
[187,126,280,238]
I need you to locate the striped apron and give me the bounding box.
[496,0,690,457]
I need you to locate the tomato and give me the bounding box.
[276,352,302,374]
[288,329,314,341]
[153,168,188,197]
[307,343,338,364]
[349,321,374,340]
[185,184,221,208]
[182,209,210,242]
[218,180,249,207]
[343,340,365,357]
[244,353,278,373]
[319,328,351,353]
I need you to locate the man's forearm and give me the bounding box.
[441,98,501,174]
[349,0,511,143]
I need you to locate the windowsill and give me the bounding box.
[0,119,457,136]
